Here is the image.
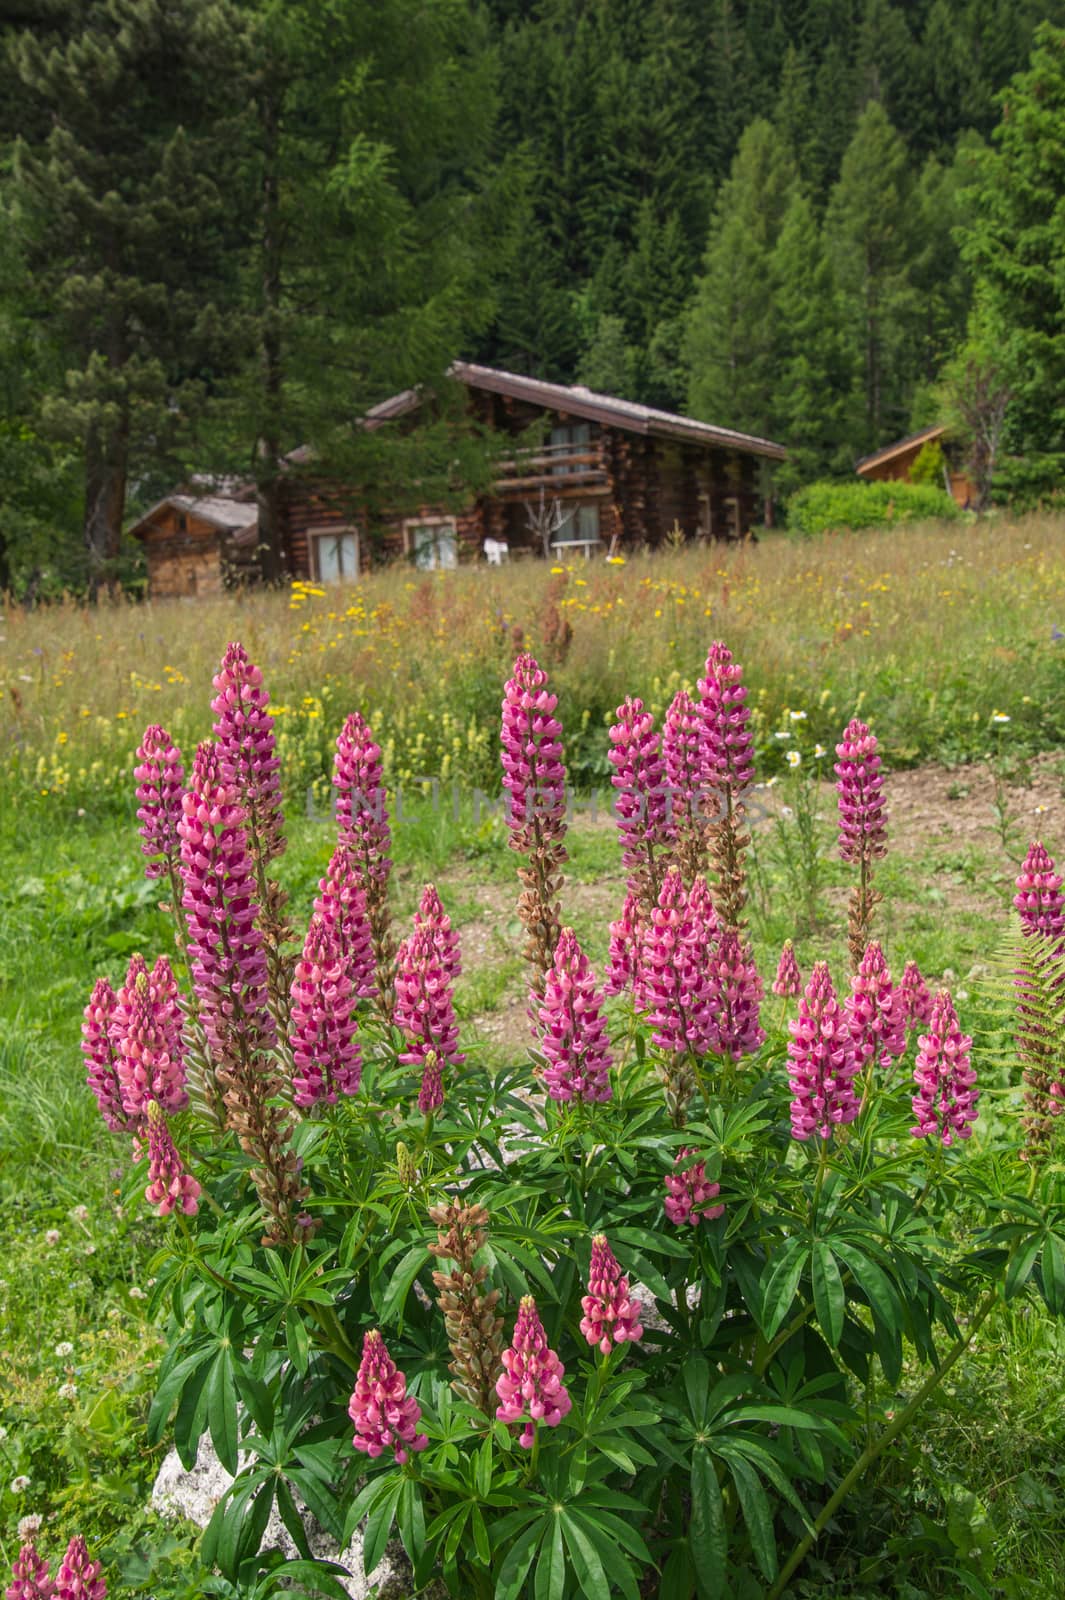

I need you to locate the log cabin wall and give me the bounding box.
[141,507,225,597]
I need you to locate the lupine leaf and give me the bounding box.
[726,1454,777,1580]
[207,1344,239,1475]
[760,1239,807,1339]
[811,1241,845,1347]
[690,1447,727,1599]
[561,1511,612,1600]
[534,1515,566,1600]
[493,1518,543,1600]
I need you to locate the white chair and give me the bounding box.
[483,538,509,565]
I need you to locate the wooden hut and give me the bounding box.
[855,425,975,508]
[128,492,259,597]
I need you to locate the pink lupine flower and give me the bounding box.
[538,928,613,1103]
[348,1329,427,1464]
[579,1235,643,1353]
[82,977,131,1133]
[899,960,934,1030]
[289,914,362,1108]
[313,845,377,1000]
[698,642,754,795]
[6,1541,56,1600]
[418,1053,444,1115]
[641,868,716,1056]
[664,1148,724,1225]
[495,1296,572,1449]
[772,941,802,998]
[1014,841,1065,940]
[500,653,568,853]
[708,929,765,1062]
[604,891,644,1000]
[134,725,185,881]
[332,711,392,891]
[55,1537,105,1600]
[663,687,708,836]
[608,696,676,878]
[787,962,861,1141]
[911,989,979,1146]
[414,883,462,982]
[834,719,887,864]
[845,941,906,1069]
[687,874,720,947]
[144,1101,200,1217]
[394,924,464,1068]
[178,742,277,1063]
[211,643,285,861]
[113,955,188,1119]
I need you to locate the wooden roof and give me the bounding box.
[363,362,788,461]
[128,493,258,542]
[855,424,947,476]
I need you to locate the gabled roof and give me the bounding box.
[855,424,947,476]
[128,493,258,541]
[363,362,788,461]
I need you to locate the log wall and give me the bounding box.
[141,508,225,597]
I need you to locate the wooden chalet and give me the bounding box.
[128,490,259,597]
[856,425,975,508]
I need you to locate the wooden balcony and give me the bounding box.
[493,441,610,494]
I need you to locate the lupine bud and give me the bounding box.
[899,960,934,1030]
[604,891,644,1000]
[663,688,709,880]
[348,1330,427,1464]
[641,868,716,1056]
[500,653,567,854]
[708,929,765,1062]
[579,1236,644,1353]
[394,924,464,1068]
[313,844,376,1000]
[495,1296,572,1449]
[414,883,461,982]
[664,1148,724,1225]
[787,962,861,1141]
[846,941,906,1069]
[82,977,130,1133]
[699,642,754,794]
[6,1541,56,1600]
[418,1053,444,1115]
[835,719,887,864]
[332,712,392,892]
[289,914,362,1108]
[54,1536,106,1600]
[134,725,185,881]
[113,956,188,1119]
[144,1101,200,1217]
[211,643,285,861]
[1014,841,1065,940]
[772,941,802,998]
[911,989,978,1146]
[608,696,675,901]
[539,928,612,1103]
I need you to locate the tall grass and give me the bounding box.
[2,514,1063,815]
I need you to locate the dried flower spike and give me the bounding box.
[495,1296,571,1449]
[428,1199,504,1415]
[580,1236,644,1353]
[348,1330,427,1464]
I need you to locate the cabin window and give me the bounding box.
[310,527,359,582]
[552,502,600,548]
[549,422,591,469]
[405,517,458,571]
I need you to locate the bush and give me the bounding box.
[787,478,961,536]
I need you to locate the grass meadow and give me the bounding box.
[1,513,1065,1596]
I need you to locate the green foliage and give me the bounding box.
[787,479,963,536]
[910,440,947,486]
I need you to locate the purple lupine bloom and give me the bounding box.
[698,641,754,795]
[664,1148,724,1225]
[82,977,131,1133]
[6,1541,56,1599]
[845,940,906,1069]
[708,929,765,1062]
[211,643,285,861]
[787,962,861,1141]
[499,653,567,853]
[133,725,185,880]
[772,940,803,998]
[580,1236,643,1353]
[538,928,613,1103]
[835,719,887,864]
[1014,841,1065,940]
[898,960,934,1030]
[686,874,720,947]
[495,1296,571,1449]
[144,1101,201,1217]
[348,1330,427,1464]
[640,868,716,1056]
[177,742,276,1063]
[418,1053,444,1115]
[289,914,362,1107]
[332,711,392,892]
[414,883,462,982]
[604,890,644,1000]
[113,955,188,1118]
[54,1538,105,1600]
[911,989,979,1146]
[608,696,676,878]
[394,924,464,1069]
[313,844,377,1000]
[663,687,708,836]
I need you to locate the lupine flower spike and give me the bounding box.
[663,688,709,885]
[144,1101,201,1217]
[846,941,905,1076]
[835,718,887,969]
[604,889,645,1003]
[415,883,462,982]
[538,928,613,1103]
[608,696,676,912]
[134,725,185,884]
[113,956,188,1120]
[1012,845,1065,1156]
[899,960,933,1032]
[580,1236,644,1353]
[500,653,568,1001]
[664,1149,724,1225]
[1014,841,1065,946]
[641,869,716,1121]
[394,924,465,1070]
[787,962,861,1141]
[348,1330,427,1464]
[82,977,131,1134]
[428,1200,504,1415]
[495,1296,571,1449]
[333,711,394,1012]
[699,642,754,930]
[54,1536,106,1600]
[772,941,802,999]
[418,1052,444,1115]
[709,928,765,1063]
[313,845,377,1002]
[6,1542,56,1600]
[289,914,362,1108]
[911,989,978,1146]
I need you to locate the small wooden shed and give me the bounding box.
[855,425,975,507]
[128,492,259,597]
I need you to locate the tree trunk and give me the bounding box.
[256,84,285,585]
[83,412,129,601]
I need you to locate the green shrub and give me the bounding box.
[787,478,961,536]
[909,438,946,486]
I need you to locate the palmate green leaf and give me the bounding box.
[690,1447,727,1600]
[682,1355,710,1427]
[397,1477,426,1564]
[760,1238,807,1339]
[811,1241,845,1347]
[1039,1232,1065,1316]
[173,1352,215,1470]
[376,1243,430,1326]
[262,1560,354,1600]
[561,1511,612,1600]
[363,1476,403,1575]
[568,1511,643,1600]
[275,1478,312,1560]
[494,1519,545,1600]
[285,1310,311,1375]
[207,1344,239,1476]
[535,1515,566,1600]
[726,1454,777,1581]
[342,1473,395,1548]
[830,1239,903,1339]
[1004,1231,1043,1299]
[147,1341,215,1445]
